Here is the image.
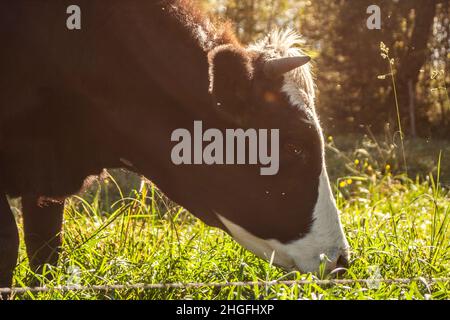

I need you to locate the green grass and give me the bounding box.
[7,138,450,300]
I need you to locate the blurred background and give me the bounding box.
[194,0,450,184]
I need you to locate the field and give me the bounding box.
[8,136,450,300]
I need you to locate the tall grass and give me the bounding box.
[8,139,450,299]
[380,42,408,174]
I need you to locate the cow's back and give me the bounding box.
[1,1,212,115]
[0,1,214,197]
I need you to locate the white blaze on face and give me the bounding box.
[216,166,349,273]
[280,168,349,272]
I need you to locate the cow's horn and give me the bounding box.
[263,56,311,77]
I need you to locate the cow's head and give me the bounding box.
[204,29,349,273]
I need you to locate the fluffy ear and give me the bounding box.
[208,45,253,123]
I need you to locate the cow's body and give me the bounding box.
[0,1,349,296]
[2,1,213,197]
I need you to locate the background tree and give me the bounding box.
[204,0,450,138]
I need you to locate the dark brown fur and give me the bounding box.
[0,1,322,296]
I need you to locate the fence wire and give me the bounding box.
[1,277,449,295]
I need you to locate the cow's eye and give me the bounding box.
[284,142,302,156]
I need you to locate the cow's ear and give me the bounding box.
[208,45,253,122]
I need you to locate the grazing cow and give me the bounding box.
[0,0,349,294]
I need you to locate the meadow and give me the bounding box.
[7,135,450,300]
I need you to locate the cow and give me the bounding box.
[0,0,349,295]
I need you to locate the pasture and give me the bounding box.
[8,136,450,300]
[1,0,449,302]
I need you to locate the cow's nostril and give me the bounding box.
[336,254,349,269]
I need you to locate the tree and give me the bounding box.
[205,0,450,137]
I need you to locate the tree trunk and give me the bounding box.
[389,0,437,136]
[408,80,417,138]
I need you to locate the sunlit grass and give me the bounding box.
[7,132,450,300]
[8,156,449,300]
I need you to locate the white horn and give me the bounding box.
[264,56,311,77]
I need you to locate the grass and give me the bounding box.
[7,136,450,300]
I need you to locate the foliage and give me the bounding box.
[205,0,450,138]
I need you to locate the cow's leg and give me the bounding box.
[0,193,19,300]
[21,196,64,279]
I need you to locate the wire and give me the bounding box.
[1,277,449,295]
